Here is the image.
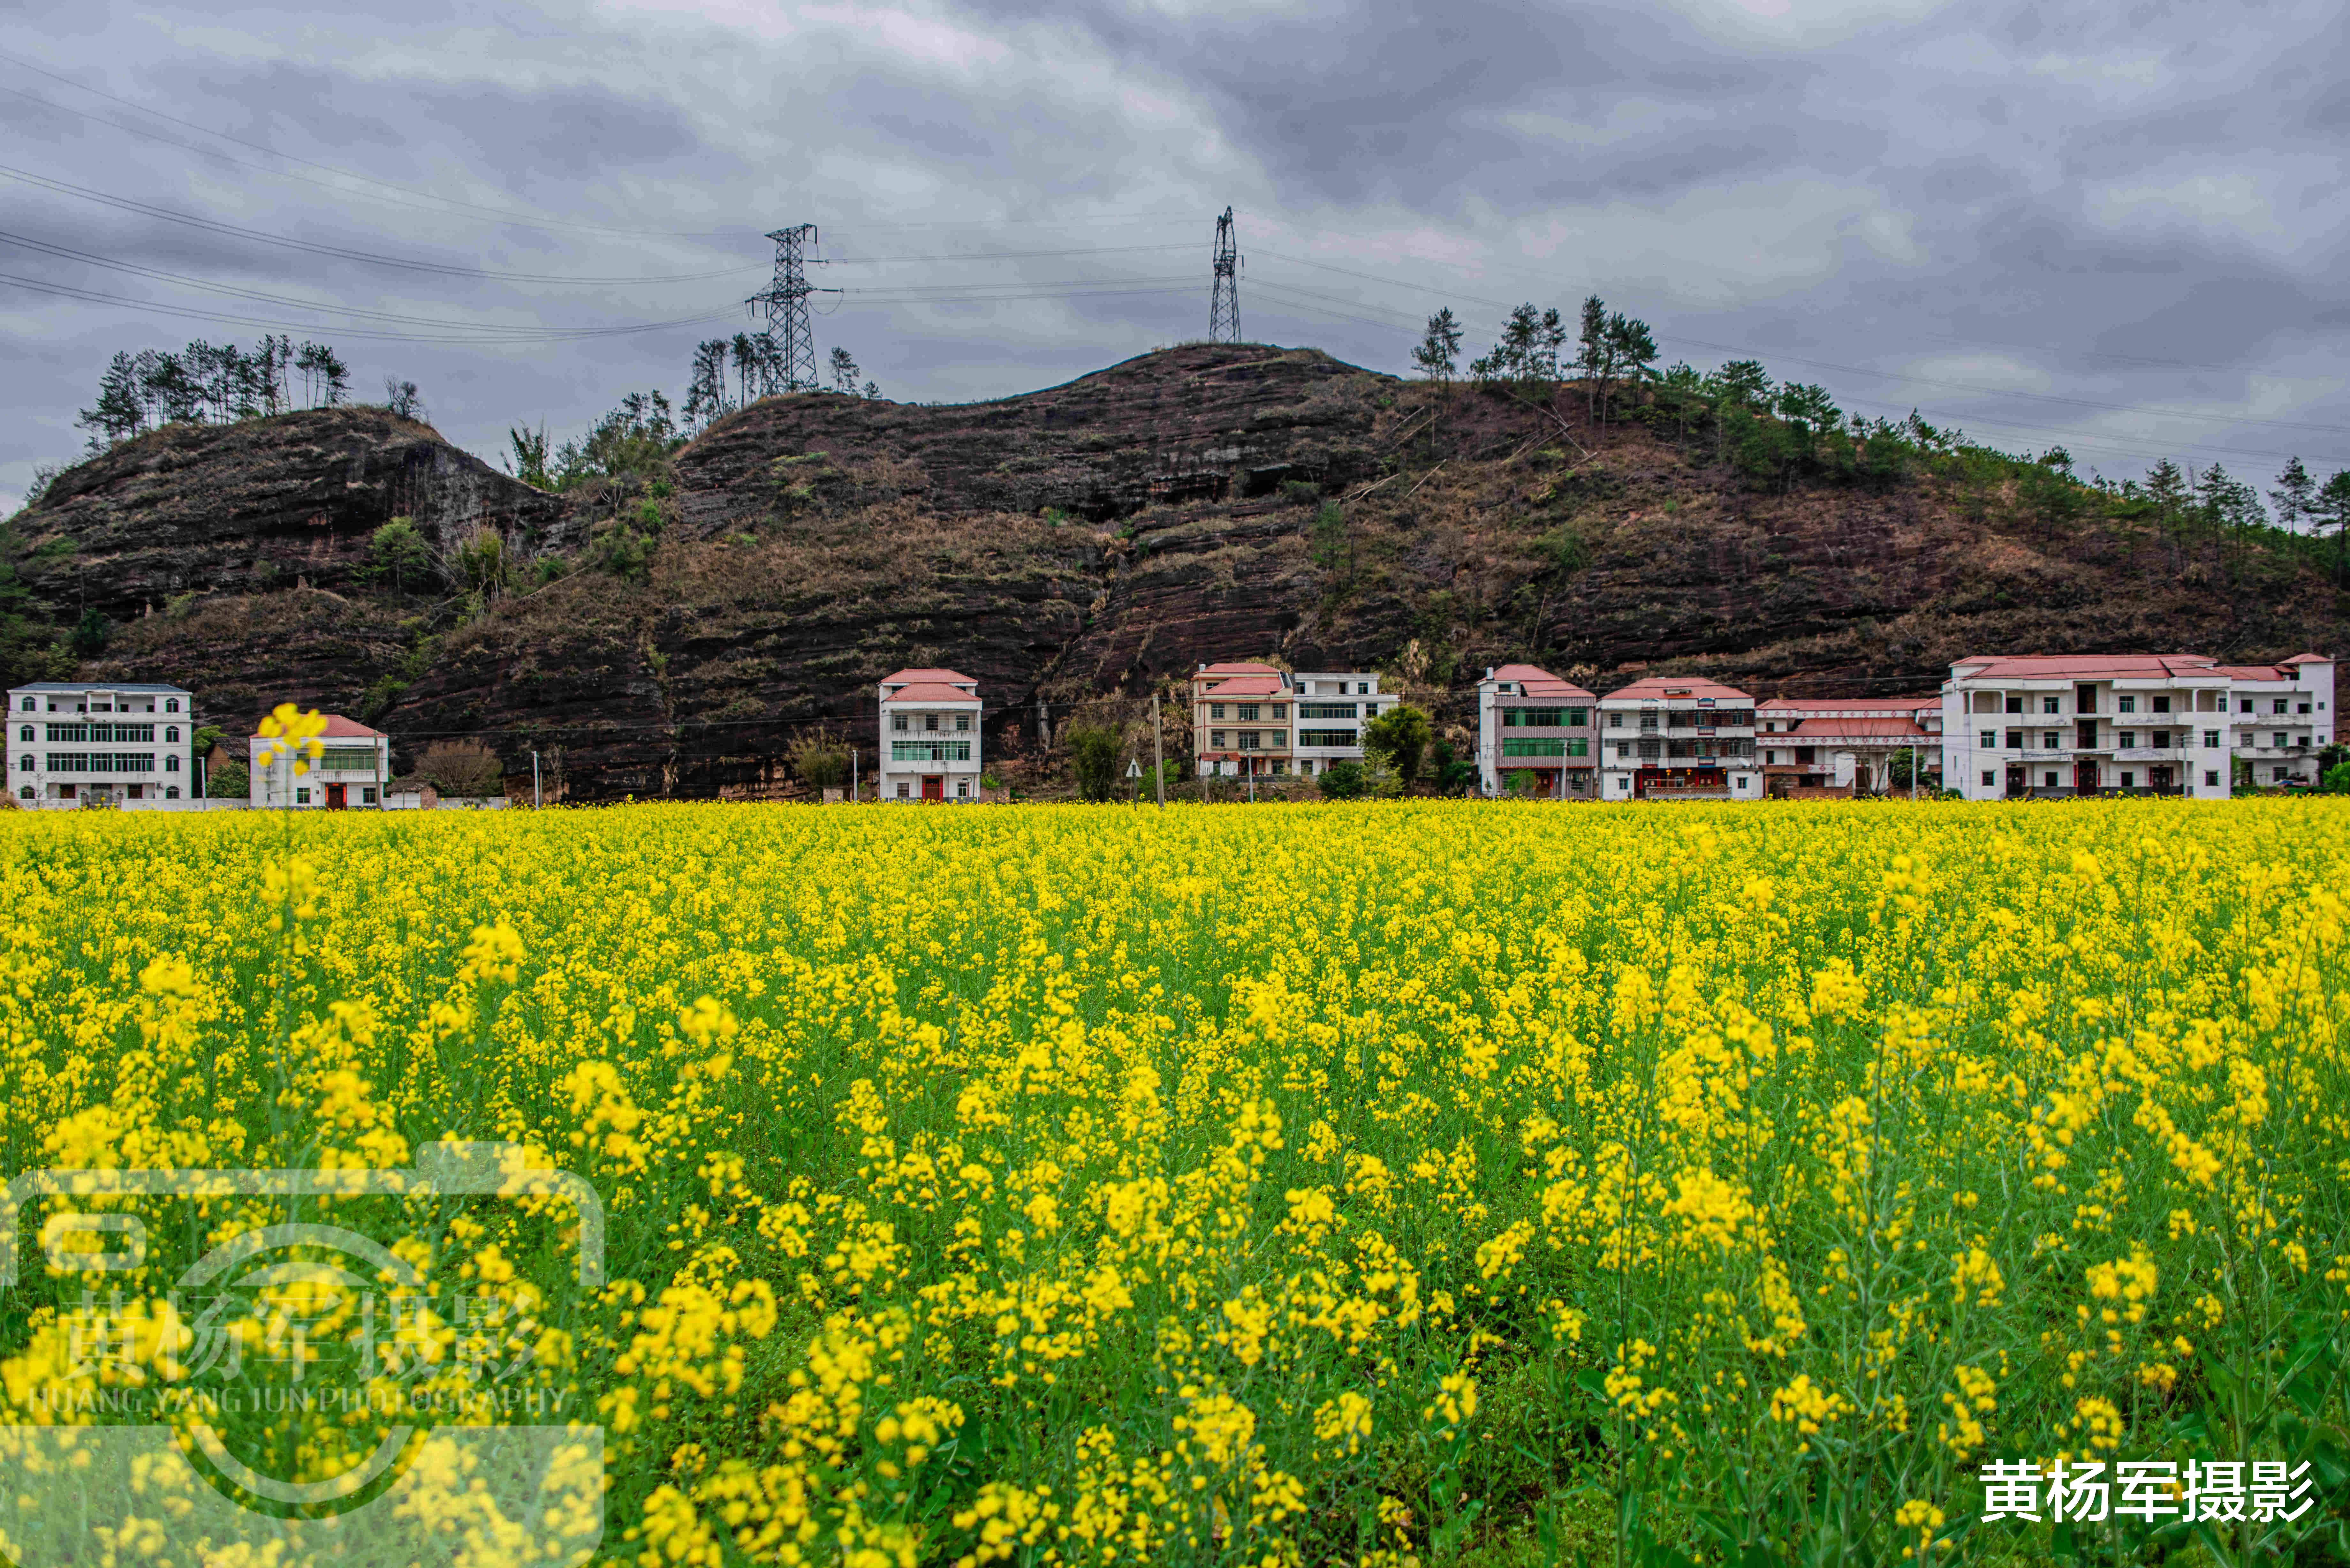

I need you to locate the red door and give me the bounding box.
[2073,763,2097,795]
[326,784,348,810]
[921,775,944,801]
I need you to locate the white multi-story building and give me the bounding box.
[1942,654,2236,799]
[1286,669,1395,780]
[2216,653,2334,789]
[250,714,392,808]
[1755,696,1942,796]
[1192,662,1293,779]
[1191,664,1397,779]
[1596,677,1762,800]
[7,681,195,805]
[879,668,982,801]
[1475,664,1600,798]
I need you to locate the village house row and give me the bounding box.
[3,651,2333,808]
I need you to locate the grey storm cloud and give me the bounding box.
[1,0,2346,515]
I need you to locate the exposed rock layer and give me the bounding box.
[19,343,2340,798]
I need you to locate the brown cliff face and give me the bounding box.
[16,407,569,620]
[41,344,2347,796]
[675,343,1388,528]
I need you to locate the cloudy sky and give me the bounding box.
[4,0,2345,516]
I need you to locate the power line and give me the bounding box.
[0,163,767,284]
[1247,246,2350,444]
[0,269,739,343]
[0,230,738,338]
[0,52,741,241]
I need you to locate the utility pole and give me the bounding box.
[851,747,859,802]
[1152,692,1165,807]
[1208,207,1241,344]
[746,224,829,395]
[532,748,541,809]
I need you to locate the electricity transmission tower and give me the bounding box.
[1208,207,1241,344]
[747,224,824,395]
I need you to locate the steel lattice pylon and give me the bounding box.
[747,224,820,395]
[1209,207,1240,344]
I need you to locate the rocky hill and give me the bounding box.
[12,342,2343,798]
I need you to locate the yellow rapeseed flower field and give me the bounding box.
[0,797,2345,1566]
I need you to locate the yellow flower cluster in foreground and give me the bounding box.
[0,799,2345,1566]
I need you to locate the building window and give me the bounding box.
[15,726,27,743]
[1355,682,1369,694]
[956,780,969,798]
[1209,703,1225,720]
[362,787,377,804]
[2273,733,2287,748]
[1209,730,1225,748]
[2042,771,2057,787]
[2041,697,2059,714]
[165,785,180,799]
[17,698,31,712]
[1981,770,1994,786]
[16,756,29,772]
[2118,696,2136,713]
[2273,698,2288,714]
[1565,737,1588,757]
[165,698,179,713]
[2118,731,2134,748]
[1297,729,1355,747]
[2298,702,2311,714]
[1608,713,1623,728]
[2042,731,2058,748]
[2005,729,2022,749]
[1615,742,1630,758]
[2004,697,2022,714]
[1238,731,1262,750]
[2204,770,2219,786]
[2151,696,2171,714]
[1735,776,1747,789]
[2151,731,2170,748]
[1502,738,1566,757]
[166,755,180,772]
[2203,730,2219,748]
[1977,730,1994,748]
[924,714,939,733]
[295,788,311,804]
[892,714,908,732]
[2119,771,2134,788]
[2237,698,2252,713]
[2274,765,2288,781]
[1268,705,1285,720]
[1237,704,1260,722]
[896,781,911,798]
[164,726,178,743]
[955,713,970,732]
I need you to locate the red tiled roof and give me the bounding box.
[1203,675,1287,696]
[1949,653,2217,680]
[254,713,383,738]
[881,667,974,685]
[1603,676,1754,703]
[1757,695,1939,712]
[1490,664,1599,701]
[882,682,982,704]
[2282,652,2332,665]
[1791,717,1931,737]
[1199,661,1281,675]
[2212,665,2287,682]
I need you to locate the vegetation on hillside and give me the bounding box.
[72,335,360,449]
